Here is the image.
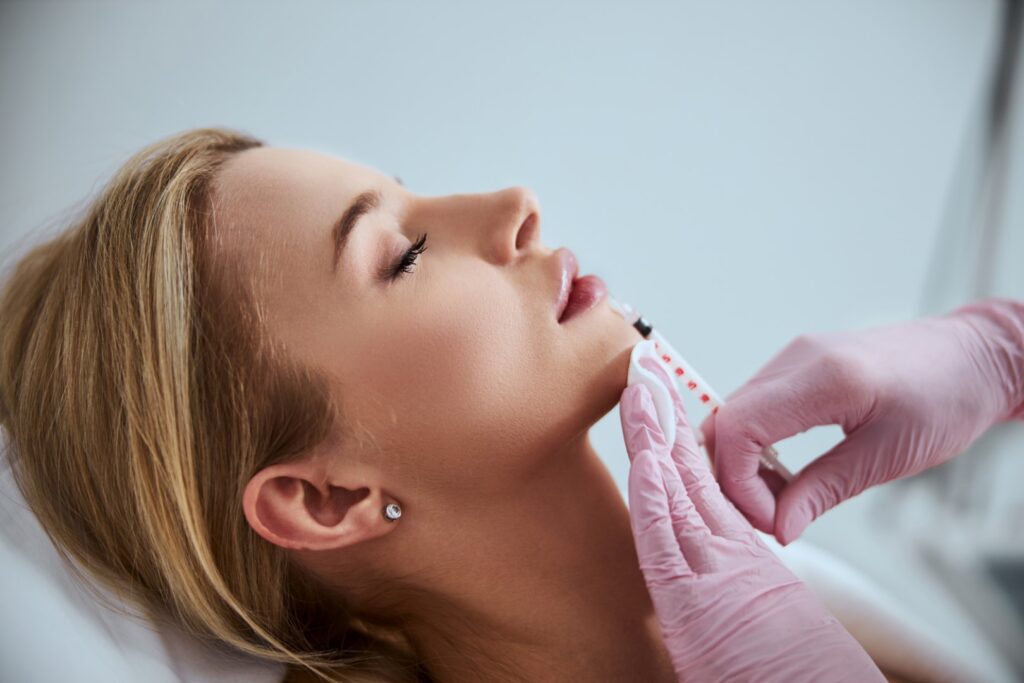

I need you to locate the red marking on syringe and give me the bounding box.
[609,294,796,482]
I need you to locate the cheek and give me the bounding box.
[340,279,638,489]
[348,291,531,477]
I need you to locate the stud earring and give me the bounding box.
[382,502,402,522]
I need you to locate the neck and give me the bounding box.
[396,432,676,683]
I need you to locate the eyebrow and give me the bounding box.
[331,176,404,274]
[332,190,379,273]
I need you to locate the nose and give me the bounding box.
[493,186,542,264]
[414,185,542,264]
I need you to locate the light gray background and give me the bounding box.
[2,1,1021,680]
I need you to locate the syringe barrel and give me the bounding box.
[610,296,794,482]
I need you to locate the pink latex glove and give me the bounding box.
[700,298,1024,544]
[620,352,884,682]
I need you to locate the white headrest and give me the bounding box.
[0,435,284,683]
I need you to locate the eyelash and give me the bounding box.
[387,233,428,280]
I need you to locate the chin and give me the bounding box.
[541,305,644,452]
[579,337,640,434]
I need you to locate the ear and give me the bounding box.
[242,461,399,551]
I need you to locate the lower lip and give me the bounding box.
[558,275,608,324]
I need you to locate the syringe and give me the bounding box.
[609,296,794,482]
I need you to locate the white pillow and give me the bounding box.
[0,440,285,683]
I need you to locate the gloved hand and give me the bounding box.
[700,298,1024,544]
[620,352,885,683]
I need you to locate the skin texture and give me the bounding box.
[210,146,675,682]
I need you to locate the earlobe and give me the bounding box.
[242,463,399,551]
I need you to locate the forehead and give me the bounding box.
[206,147,392,326]
[210,146,383,267]
[213,146,378,228]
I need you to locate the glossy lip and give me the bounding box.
[553,248,579,322]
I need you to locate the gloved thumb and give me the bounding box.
[773,432,876,545]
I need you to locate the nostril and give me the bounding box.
[516,212,539,251]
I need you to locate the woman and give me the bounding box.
[0,127,922,682]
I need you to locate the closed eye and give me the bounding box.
[380,233,428,281]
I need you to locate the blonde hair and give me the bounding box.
[0,128,427,682]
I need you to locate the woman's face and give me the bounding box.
[212,146,640,499]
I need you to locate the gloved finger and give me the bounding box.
[706,398,780,534]
[636,356,752,541]
[702,397,792,531]
[774,431,878,545]
[761,466,788,498]
[711,370,862,535]
[620,384,672,465]
[674,440,753,544]
[654,439,717,572]
[628,449,693,581]
[623,370,717,567]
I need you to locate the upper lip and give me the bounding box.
[553,247,579,322]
